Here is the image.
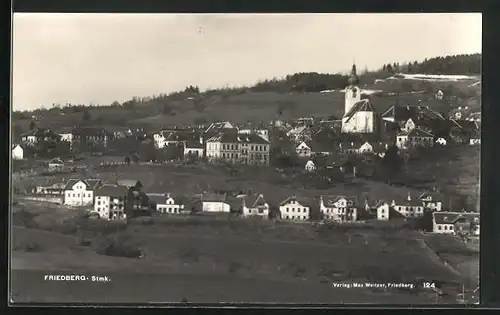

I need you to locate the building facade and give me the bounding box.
[206,132,270,165]
[319,195,358,222]
[279,196,310,221]
[63,179,102,206]
[94,184,129,220]
[242,194,269,218]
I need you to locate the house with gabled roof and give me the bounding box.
[21,128,62,145]
[295,141,312,157]
[432,211,480,236]
[63,179,102,206]
[148,193,186,214]
[319,195,358,222]
[205,131,270,165]
[391,193,425,218]
[94,184,129,220]
[396,128,434,150]
[12,144,24,160]
[240,194,269,218]
[419,191,443,211]
[199,193,230,213]
[279,195,311,221]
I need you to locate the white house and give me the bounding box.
[396,128,435,150]
[296,141,312,157]
[56,127,74,145]
[12,144,24,160]
[436,138,447,146]
[403,118,417,132]
[391,193,425,218]
[242,194,269,218]
[148,193,185,214]
[319,195,358,222]
[469,130,481,146]
[63,179,102,206]
[305,160,316,172]
[357,141,374,154]
[279,195,310,221]
[435,89,444,100]
[201,193,230,213]
[432,212,480,236]
[419,192,443,211]
[183,140,204,158]
[375,201,390,220]
[94,184,129,220]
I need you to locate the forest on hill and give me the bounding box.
[13,53,480,120]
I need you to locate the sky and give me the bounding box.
[12,13,482,111]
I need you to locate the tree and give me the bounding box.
[124,155,131,166]
[408,63,413,73]
[382,64,386,71]
[83,109,91,121]
[29,120,36,130]
[386,64,394,74]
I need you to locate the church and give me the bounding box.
[341,64,378,134]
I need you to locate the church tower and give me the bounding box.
[344,64,361,115]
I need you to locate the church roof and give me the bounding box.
[343,99,376,122]
[347,64,360,86]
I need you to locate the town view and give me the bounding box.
[10,13,481,305]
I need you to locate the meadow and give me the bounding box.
[11,200,471,304]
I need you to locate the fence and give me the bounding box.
[19,196,63,204]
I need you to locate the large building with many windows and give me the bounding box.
[205,131,270,165]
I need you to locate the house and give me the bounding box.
[72,127,109,148]
[469,130,481,146]
[287,126,310,143]
[12,144,24,160]
[436,137,447,146]
[396,128,434,150]
[106,126,133,140]
[148,193,185,214]
[319,195,358,222]
[238,128,269,142]
[296,141,312,157]
[435,90,444,100]
[391,193,425,217]
[338,140,365,155]
[55,127,74,145]
[48,158,64,170]
[94,184,129,220]
[305,160,316,172]
[32,183,65,195]
[241,194,269,218]
[432,212,480,236]
[21,128,62,145]
[63,179,102,206]
[183,139,204,157]
[204,121,236,135]
[279,195,310,221]
[200,193,230,213]
[116,179,151,217]
[205,132,270,165]
[375,201,390,220]
[309,140,337,156]
[419,192,443,211]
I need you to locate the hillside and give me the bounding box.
[12,53,481,133]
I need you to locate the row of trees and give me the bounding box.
[380,53,481,75]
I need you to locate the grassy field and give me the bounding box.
[10,200,478,304]
[405,145,480,208]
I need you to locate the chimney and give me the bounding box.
[407,192,411,201]
[166,192,171,199]
[199,135,203,144]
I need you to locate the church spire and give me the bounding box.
[348,62,359,86]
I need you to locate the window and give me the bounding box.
[292,208,295,212]
[97,201,101,205]
[444,226,447,230]
[292,216,295,219]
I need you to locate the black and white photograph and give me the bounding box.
[10,13,481,305]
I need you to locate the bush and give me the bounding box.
[14,241,42,252]
[92,234,142,258]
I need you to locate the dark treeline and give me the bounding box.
[13,54,480,119]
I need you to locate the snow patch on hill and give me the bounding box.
[390,73,479,82]
[324,88,383,95]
